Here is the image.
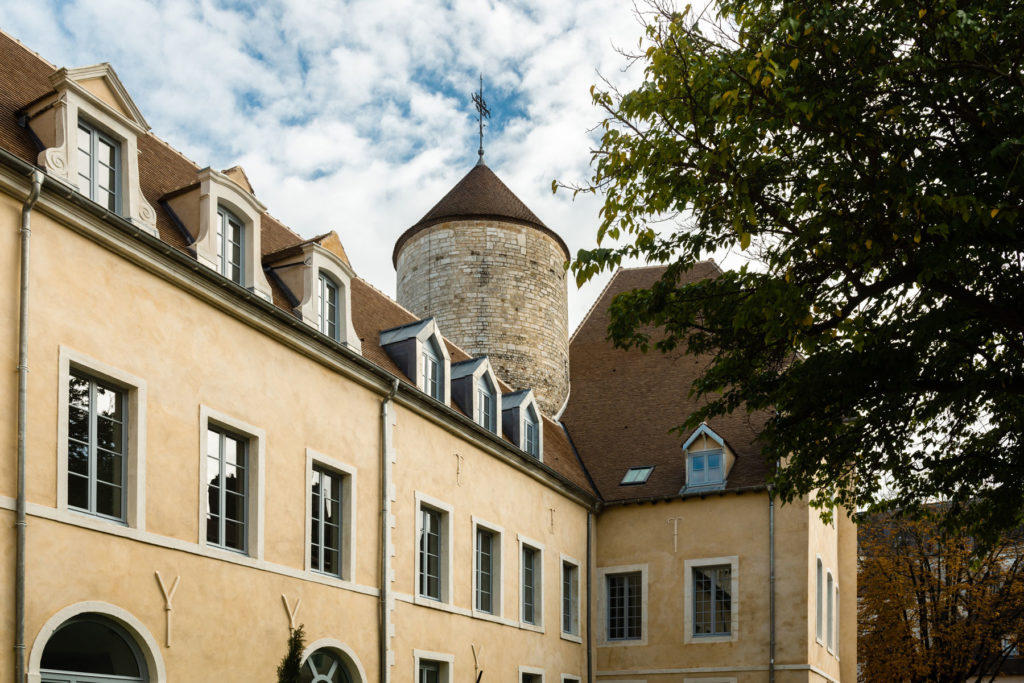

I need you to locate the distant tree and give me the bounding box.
[859,512,1024,682]
[562,0,1024,543]
[277,624,305,683]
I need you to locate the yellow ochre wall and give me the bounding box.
[0,185,590,682]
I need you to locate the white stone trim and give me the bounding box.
[597,665,836,682]
[596,563,648,647]
[56,345,147,530]
[414,648,454,683]
[519,665,545,682]
[197,405,266,559]
[517,533,546,631]
[300,638,369,683]
[815,553,824,646]
[683,556,739,644]
[26,601,166,683]
[560,676,582,683]
[414,491,454,604]
[471,515,504,618]
[560,552,582,642]
[304,448,358,582]
[286,243,361,352]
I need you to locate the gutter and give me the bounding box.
[768,468,778,683]
[15,168,43,683]
[379,379,399,683]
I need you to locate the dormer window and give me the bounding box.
[502,390,543,461]
[24,63,157,234]
[422,341,442,400]
[317,272,339,340]
[524,405,540,458]
[477,375,497,432]
[76,120,120,212]
[379,318,450,404]
[450,357,500,434]
[217,206,245,284]
[681,423,734,492]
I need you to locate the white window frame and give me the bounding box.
[519,665,545,683]
[414,492,454,605]
[826,571,835,653]
[596,563,648,647]
[304,449,357,582]
[471,516,504,619]
[687,449,724,488]
[560,554,582,641]
[834,584,840,660]
[518,534,545,631]
[477,373,498,433]
[815,556,824,644]
[683,556,739,644]
[414,650,453,683]
[216,205,246,285]
[198,405,265,559]
[318,271,340,341]
[76,118,121,214]
[560,676,581,683]
[57,347,147,530]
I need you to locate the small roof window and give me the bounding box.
[620,466,654,486]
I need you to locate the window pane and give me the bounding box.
[68,405,89,444]
[96,416,123,452]
[96,481,121,519]
[224,519,245,551]
[41,617,142,676]
[68,473,89,510]
[68,441,89,476]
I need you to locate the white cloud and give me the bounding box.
[0,0,654,329]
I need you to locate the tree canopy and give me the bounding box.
[565,0,1024,542]
[859,513,1024,682]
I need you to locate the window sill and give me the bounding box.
[519,621,545,634]
[689,633,734,644]
[560,631,583,644]
[599,637,646,648]
[471,609,506,625]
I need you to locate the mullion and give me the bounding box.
[88,380,97,513]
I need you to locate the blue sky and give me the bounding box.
[1,0,652,327]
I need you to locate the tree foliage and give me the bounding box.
[277,624,305,683]
[859,513,1024,682]
[565,0,1024,542]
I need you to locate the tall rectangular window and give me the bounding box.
[419,506,442,600]
[216,207,245,284]
[476,527,495,613]
[693,565,732,636]
[478,378,496,432]
[418,661,440,683]
[206,425,248,552]
[607,572,642,640]
[77,120,120,212]
[562,561,580,635]
[522,545,539,624]
[827,572,835,650]
[310,466,343,576]
[524,406,539,458]
[816,559,824,641]
[67,370,126,521]
[318,273,339,340]
[422,347,441,400]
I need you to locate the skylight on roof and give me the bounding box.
[620,466,654,486]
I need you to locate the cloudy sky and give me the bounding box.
[0,0,664,329]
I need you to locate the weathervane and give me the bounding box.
[471,74,490,165]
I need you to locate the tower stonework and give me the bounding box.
[394,164,570,415]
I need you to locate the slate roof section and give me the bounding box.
[392,163,569,264]
[561,264,771,503]
[0,31,594,498]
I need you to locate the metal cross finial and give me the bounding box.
[471,74,490,165]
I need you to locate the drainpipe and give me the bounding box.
[379,379,399,683]
[768,480,777,683]
[586,511,594,683]
[15,170,44,683]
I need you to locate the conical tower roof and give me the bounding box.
[392,163,569,265]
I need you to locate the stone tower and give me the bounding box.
[394,163,570,416]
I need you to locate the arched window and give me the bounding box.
[41,615,147,682]
[301,649,353,683]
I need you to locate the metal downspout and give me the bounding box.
[586,511,594,683]
[379,379,399,683]
[15,170,44,683]
[769,485,776,683]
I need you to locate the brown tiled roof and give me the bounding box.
[392,163,569,264]
[0,31,593,498]
[561,264,771,503]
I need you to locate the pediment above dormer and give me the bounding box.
[49,63,150,132]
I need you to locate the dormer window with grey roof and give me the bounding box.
[681,424,734,492]
[451,358,500,433]
[502,389,543,460]
[380,318,450,404]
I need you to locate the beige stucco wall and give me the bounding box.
[593,493,853,682]
[0,186,589,682]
